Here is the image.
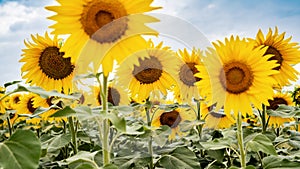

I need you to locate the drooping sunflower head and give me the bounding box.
[196,36,279,117]
[20,32,75,94]
[152,108,196,140]
[175,48,203,102]
[116,40,179,102]
[250,27,300,87]
[201,103,235,129]
[46,0,160,76]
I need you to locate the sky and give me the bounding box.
[0,0,300,88]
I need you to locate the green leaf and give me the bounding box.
[263,156,300,168]
[200,137,232,150]
[107,112,126,132]
[206,149,225,162]
[4,81,21,88]
[114,153,151,169]
[50,106,76,117]
[245,133,277,155]
[0,130,41,169]
[13,85,81,99]
[152,125,171,147]
[158,147,200,169]
[66,151,99,169]
[47,133,72,152]
[102,164,118,169]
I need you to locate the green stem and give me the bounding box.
[68,116,77,154]
[261,104,267,133]
[101,75,110,166]
[196,101,203,140]
[237,112,246,168]
[6,117,12,137]
[145,102,154,169]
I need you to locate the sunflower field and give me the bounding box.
[1,0,300,169]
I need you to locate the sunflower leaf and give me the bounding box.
[157,147,200,169]
[200,137,233,150]
[245,133,277,155]
[50,106,76,117]
[4,80,21,88]
[263,155,300,168]
[0,130,41,169]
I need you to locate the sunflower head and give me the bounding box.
[46,0,160,76]
[201,103,235,129]
[196,36,279,117]
[250,27,300,87]
[20,32,75,94]
[117,40,179,102]
[152,108,196,140]
[175,48,204,102]
[266,92,294,127]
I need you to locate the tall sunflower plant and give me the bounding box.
[2,0,300,168]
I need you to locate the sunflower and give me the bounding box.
[195,36,279,117]
[8,93,23,110]
[32,95,66,123]
[175,48,203,102]
[116,40,179,102]
[266,92,294,127]
[15,93,44,125]
[201,103,235,129]
[46,0,160,76]
[20,32,75,94]
[250,27,300,87]
[152,108,196,140]
[91,82,129,106]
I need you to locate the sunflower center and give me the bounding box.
[267,97,288,110]
[179,62,201,86]
[81,0,128,44]
[13,96,20,104]
[265,46,283,70]
[27,98,37,114]
[39,47,74,80]
[97,87,121,106]
[159,110,182,128]
[220,62,254,94]
[133,56,163,84]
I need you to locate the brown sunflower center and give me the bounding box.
[39,47,74,80]
[267,97,288,110]
[220,62,254,94]
[179,62,201,86]
[80,0,128,44]
[159,110,182,128]
[264,46,283,70]
[97,87,121,106]
[13,96,20,104]
[133,56,163,84]
[27,98,37,114]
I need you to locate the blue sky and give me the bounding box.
[1,0,300,87]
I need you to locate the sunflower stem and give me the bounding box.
[101,75,111,166]
[196,101,203,140]
[261,104,267,133]
[6,117,12,137]
[237,111,246,168]
[145,100,154,169]
[68,116,77,155]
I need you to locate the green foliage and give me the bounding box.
[158,147,200,169]
[0,130,41,169]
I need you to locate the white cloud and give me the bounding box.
[0,1,54,85]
